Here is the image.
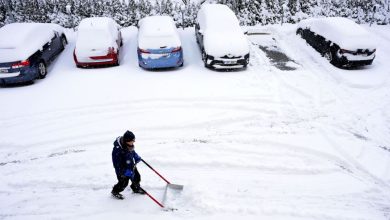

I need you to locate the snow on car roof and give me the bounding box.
[298,17,376,50]
[138,16,181,49]
[0,23,61,63]
[78,17,118,30]
[138,16,177,37]
[197,4,241,33]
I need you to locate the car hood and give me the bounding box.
[203,31,249,58]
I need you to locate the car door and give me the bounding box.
[195,22,204,50]
[50,31,63,56]
[40,41,53,63]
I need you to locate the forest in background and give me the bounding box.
[0,0,389,28]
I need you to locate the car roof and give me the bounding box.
[197,4,240,31]
[138,16,177,37]
[0,23,58,49]
[78,17,118,30]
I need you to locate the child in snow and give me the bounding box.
[111,130,145,199]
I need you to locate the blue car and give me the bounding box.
[137,16,183,69]
[0,23,67,86]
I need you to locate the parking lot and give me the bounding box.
[1,24,390,219]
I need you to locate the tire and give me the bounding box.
[37,61,47,79]
[202,50,208,68]
[324,50,333,62]
[61,37,67,51]
[296,28,303,36]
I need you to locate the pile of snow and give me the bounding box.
[75,17,120,57]
[0,23,63,63]
[197,4,249,57]
[138,16,181,49]
[298,17,377,50]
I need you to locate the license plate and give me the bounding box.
[224,61,236,64]
[161,53,169,57]
[0,69,9,73]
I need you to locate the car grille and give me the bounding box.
[220,55,242,59]
[356,49,375,56]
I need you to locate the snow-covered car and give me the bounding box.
[0,23,67,85]
[297,17,376,68]
[73,17,122,68]
[137,16,184,69]
[195,4,250,69]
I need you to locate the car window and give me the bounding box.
[50,32,57,42]
[43,42,50,50]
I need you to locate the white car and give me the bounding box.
[297,17,376,68]
[73,17,122,68]
[195,4,250,69]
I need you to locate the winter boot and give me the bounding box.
[111,190,124,200]
[133,188,146,194]
[131,184,145,194]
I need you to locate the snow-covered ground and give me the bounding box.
[0,24,390,220]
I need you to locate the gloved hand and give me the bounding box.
[124,169,134,180]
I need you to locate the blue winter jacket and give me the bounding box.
[112,136,142,176]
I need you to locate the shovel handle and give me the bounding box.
[139,186,164,208]
[141,159,171,184]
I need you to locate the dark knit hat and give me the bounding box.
[123,130,135,142]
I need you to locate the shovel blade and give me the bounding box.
[162,183,183,209]
[167,183,183,191]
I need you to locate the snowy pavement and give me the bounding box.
[0,24,390,220]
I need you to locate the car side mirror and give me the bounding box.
[241,27,249,35]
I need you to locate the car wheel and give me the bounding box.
[37,61,47,79]
[61,37,67,50]
[296,28,303,36]
[202,50,208,67]
[324,50,333,63]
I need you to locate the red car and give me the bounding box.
[73,17,123,68]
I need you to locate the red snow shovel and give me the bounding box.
[141,159,183,209]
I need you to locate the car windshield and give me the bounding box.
[140,35,178,49]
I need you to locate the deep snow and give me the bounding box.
[0,24,390,220]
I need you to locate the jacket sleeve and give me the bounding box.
[112,146,123,175]
[133,151,142,164]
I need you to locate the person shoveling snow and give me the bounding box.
[110,130,183,209]
[111,130,145,200]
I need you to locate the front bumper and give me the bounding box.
[206,54,249,69]
[337,51,376,67]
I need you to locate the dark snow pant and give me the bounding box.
[112,168,141,193]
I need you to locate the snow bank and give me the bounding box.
[197,4,249,57]
[0,23,63,63]
[298,17,376,50]
[138,16,181,49]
